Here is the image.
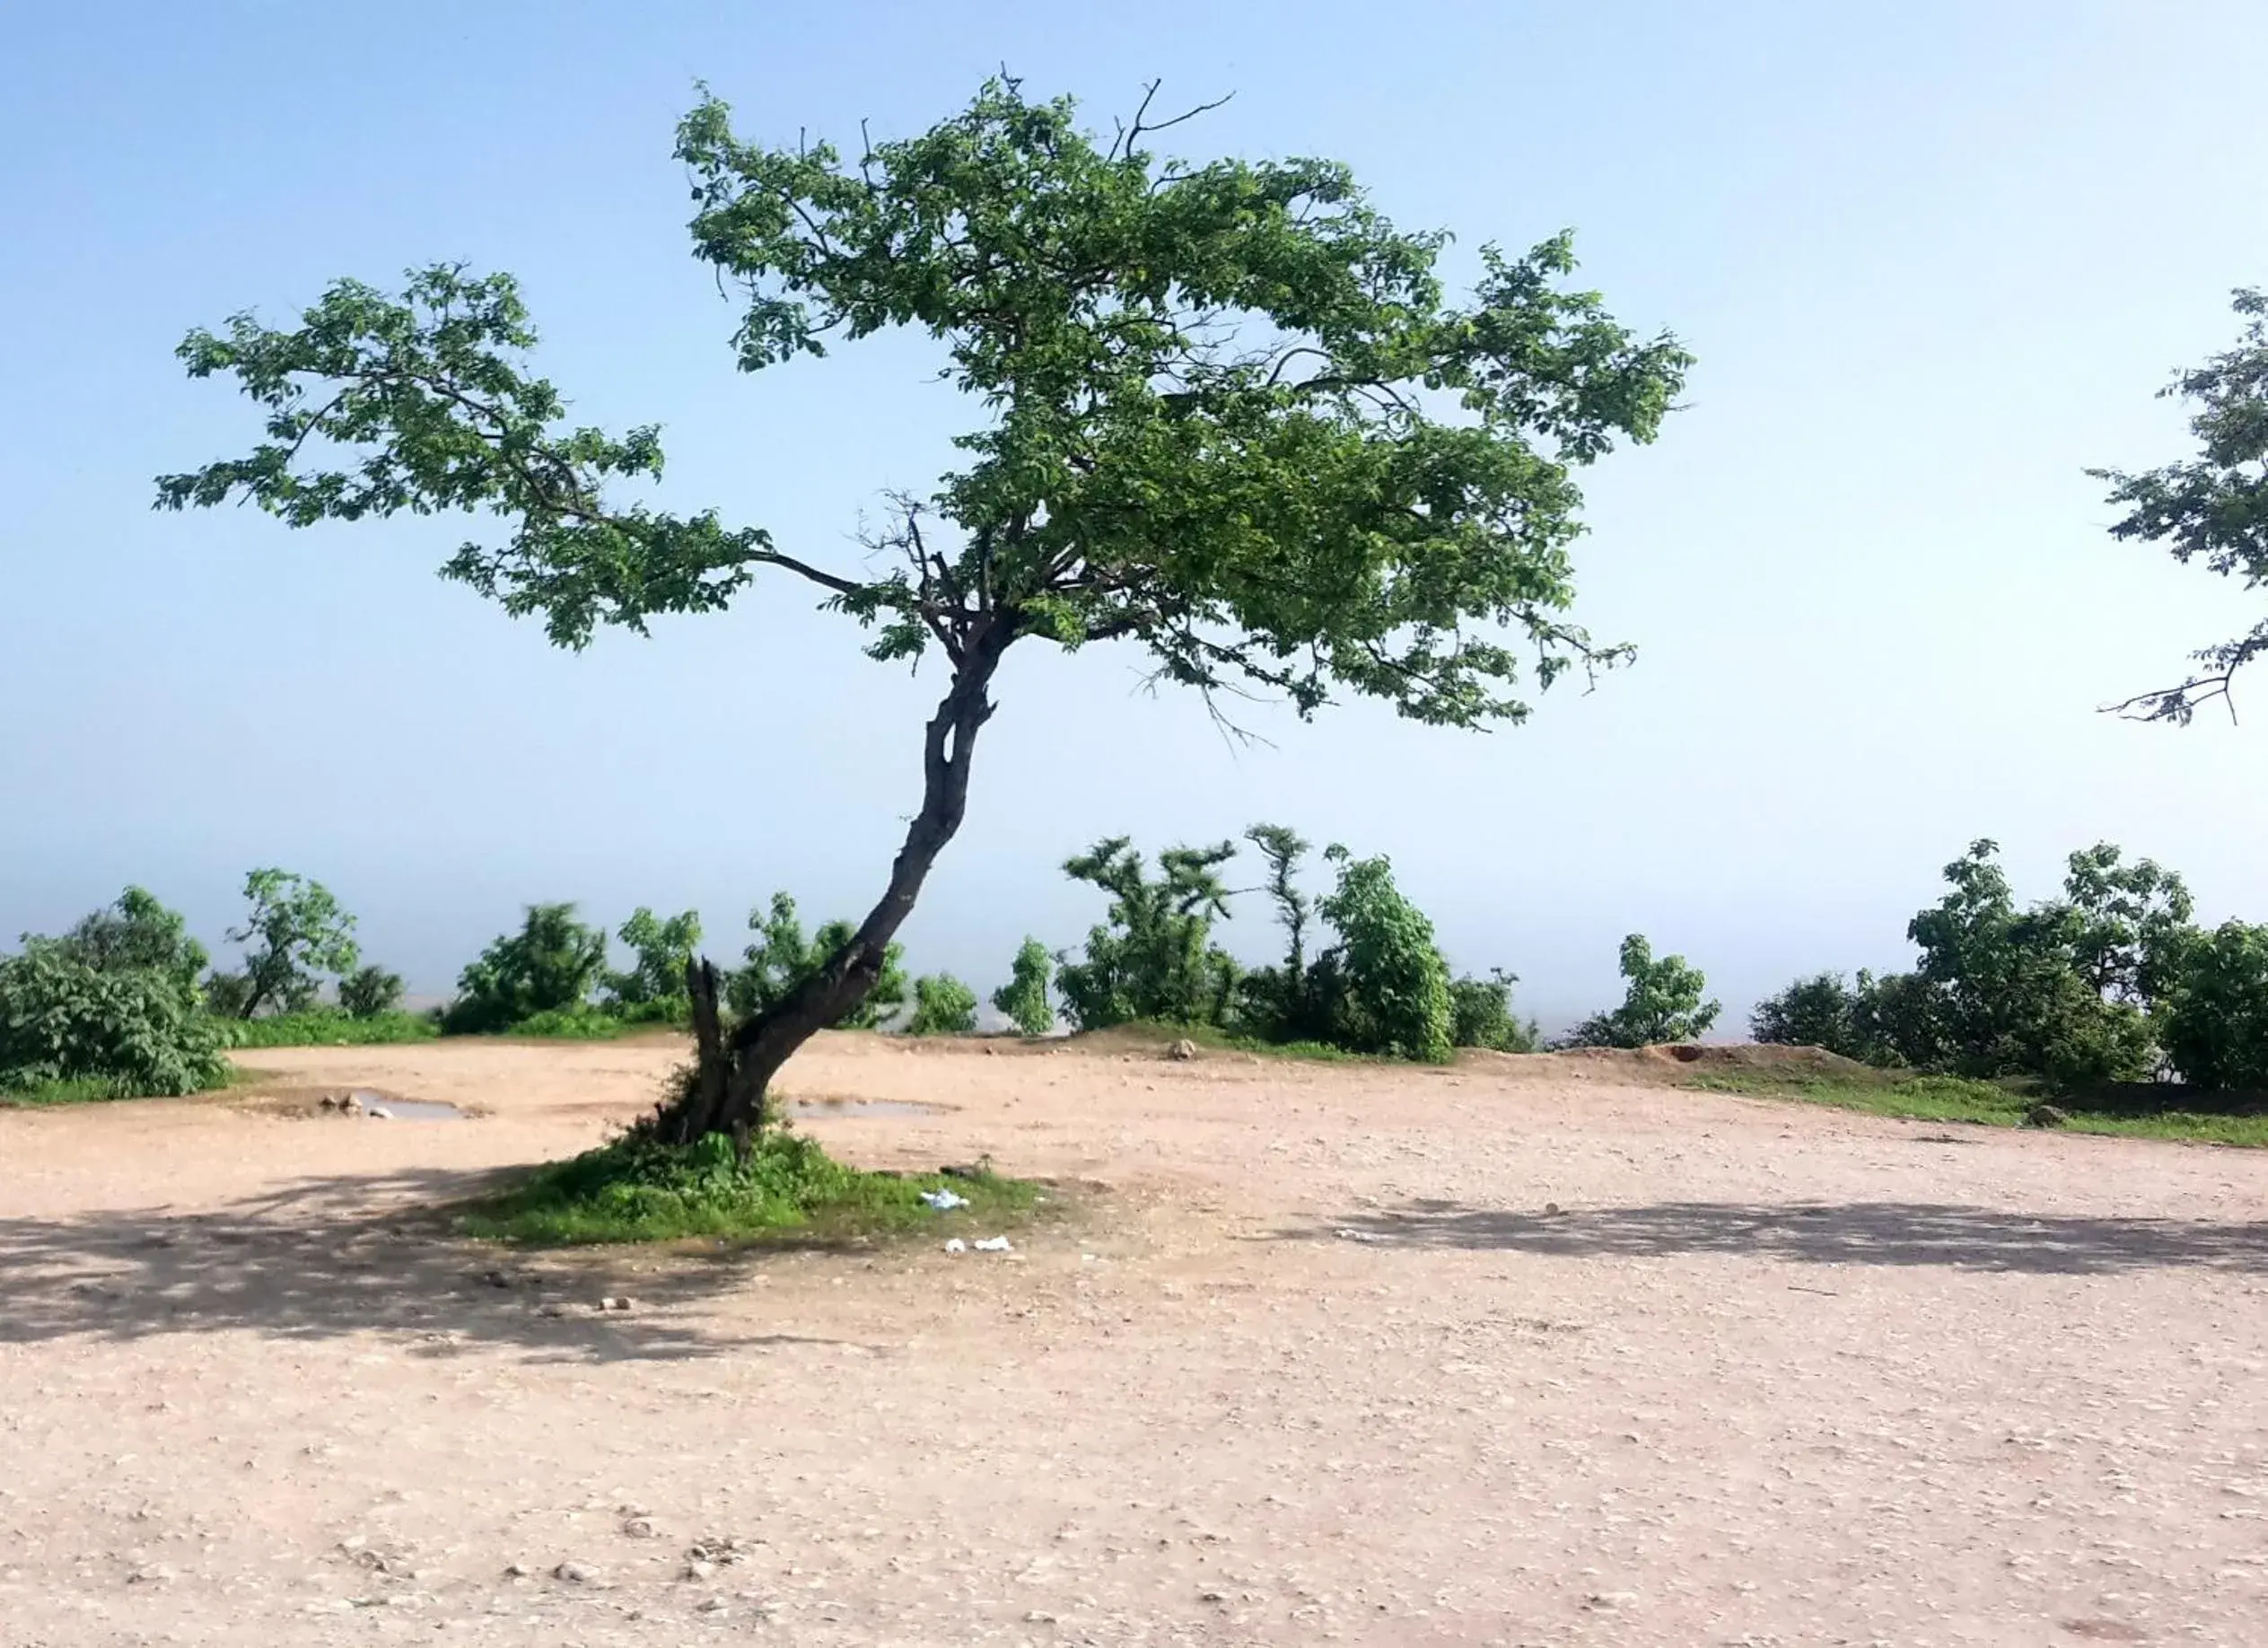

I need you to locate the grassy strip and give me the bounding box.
[1116,1020,1362,1062]
[3,1063,272,1109]
[214,1009,441,1048]
[1686,1070,2268,1147]
[458,1128,1039,1245]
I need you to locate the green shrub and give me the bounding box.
[992,937,1054,1036]
[1565,933,1719,1048]
[215,1008,438,1048]
[1751,971,1873,1059]
[907,972,977,1036]
[502,1004,638,1039]
[1449,969,1539,1052]
[728,894,905,1029]
[1,898,228,1099]
[2157,921,2268,1091]
[338,963,406,1018]
[1313,848,1453,1061]
[1054,837,1240,1031]
[604,907,701,1016]
[443,903,608,1034]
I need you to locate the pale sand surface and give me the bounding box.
[3,1034,2264,1645]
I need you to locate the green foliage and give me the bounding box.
[215,1008,437,1048]
[1449,969,1540,1053]
[337,963,406,1018]
[458,1125,1036,1244]
[605,907,701,1014]
[1750,971,1878,1061]
[992,938,1055,1037]
[2156,921,2268,1091]
[442,902,608,1035]
[202,971,255,1019]
[57,886,209,989]
[1054,837,1240,1031]
[163,79,1684,720]
[1,890,229,1098]
[223,868,360,1019]
[501,1004,640,1039]
[1311,848,1454,1061]
[727,894,906,1029]
[1568,933,1720,1048]
[1894,840,2164,1088]
[907,972,978,1036]
[2090,287,2268,723]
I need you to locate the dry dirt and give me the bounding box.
[3,1035,2265,1647]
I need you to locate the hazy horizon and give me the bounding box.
[4,1,2264,1031]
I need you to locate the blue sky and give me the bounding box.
[2,1,2263,1030]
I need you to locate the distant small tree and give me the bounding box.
[162,77,1686,1143]
[224,869,360,1018]
[1751,971,1867,1056]
[2154,922,2268,1091]
[1448,969,1538,1053]
[729,895,905,1029]
[907,972,977,1036]
[992,937,1054,1037]
[57,886,209,989]
[1238,823,1325,1042]
[1567,933,1719,1048]
[2090,287,2268,723]
[444,903,608,1034]
[606,907,703,1017]
[1313,847,1454,1061]
[337,964,406,1019]
[1054,837,1240,1031]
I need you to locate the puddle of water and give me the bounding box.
[349,1091,466,1121]
[786,1098,944,1119]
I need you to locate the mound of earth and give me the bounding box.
[1540,1041,1887,1083]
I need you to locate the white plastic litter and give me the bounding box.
[972,1236,1013,1253]
[942,1239,968,1254]
[919,1188,970,1211]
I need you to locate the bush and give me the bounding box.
[1566,934,1719,1048]
[442,903,609,1034]
[215,1008,438,1048]
[1751,971,1869,1058]
[1054,837,1241,1031]
[1,893,229,1099]
[1313,849,1453,1061]
[503,1004,638,1039]
[337,963,406,1018]
[907,972,977,1036]
[729,895,906,1029]
[1449,969,1539,1053]
[2156,921,2268,1091]
[992,937,1054,1036]
[605,907,701,1016]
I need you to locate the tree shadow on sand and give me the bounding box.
[0,1165,871,1363]
[1294,1199,2268,1276]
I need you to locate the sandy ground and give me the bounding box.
[2,1036,2265,1648]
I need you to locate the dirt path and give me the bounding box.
[3,1035,2264,1646]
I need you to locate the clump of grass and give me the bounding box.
[214,1009,441,1048]
[1687,1069,2268,1147]
[459,1127,1039,1245]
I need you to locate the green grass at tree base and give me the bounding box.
[457,1128,1041,1245]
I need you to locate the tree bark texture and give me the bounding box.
[661,618,1013,1144]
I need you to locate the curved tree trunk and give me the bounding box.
[661,618,1015,1145]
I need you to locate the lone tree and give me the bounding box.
[2091,287,2268,723]
[160,77,1688,1143]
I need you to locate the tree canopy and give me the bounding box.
[160,75,1687,1139]
[2092,287,2268,723]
